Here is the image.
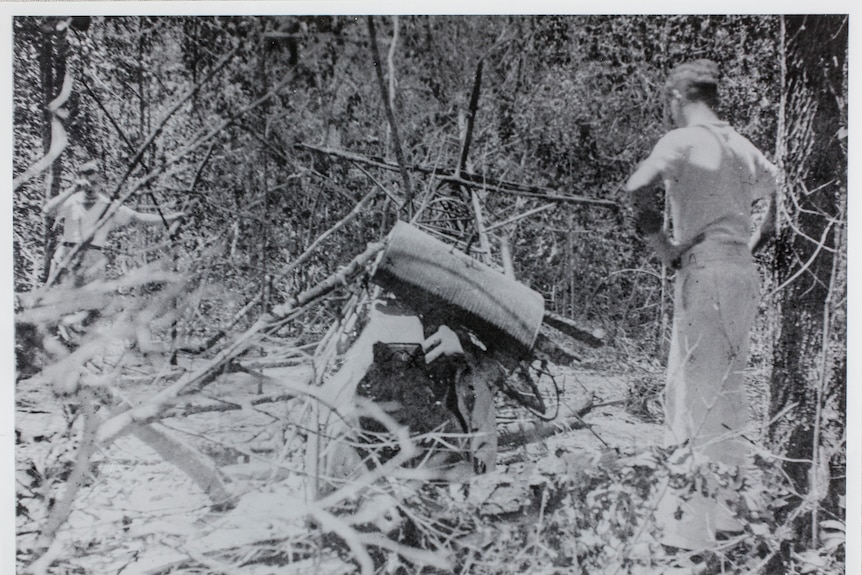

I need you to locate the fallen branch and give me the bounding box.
[498,393,594,448]
[26,388,99,574]
[484,203,557,233]
[358,532,454,572]
[237,354,313,370]
[542,311,605,348]
[96,241,384,445]
[271,241,384,319]
[533,333,581,365]
[296,143,619,210]
[130,422,232,506]
[167,392,299,417]
[205,187,381,351]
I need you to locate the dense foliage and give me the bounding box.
[12,14,847,575]
[13,15,786,338]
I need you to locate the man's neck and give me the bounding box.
[681,101,720,127]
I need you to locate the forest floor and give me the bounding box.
[16,331,712,575]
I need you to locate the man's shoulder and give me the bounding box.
[652,126,706,154]
[664,123,748,151]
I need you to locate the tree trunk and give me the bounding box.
[768,15,847,541]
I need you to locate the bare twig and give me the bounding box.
[367,16,413,212]
[111,45,240,199]
[296,142,619,209]
[809,181,845,545]
[165,391,299,417]
[470,188,491,258]
[207,188,381,345]
[96,242,384,445]
[484,203,556,233]
[498,395,594,448]
[458,60,483,177]
[766,219,835,298]
[461,64,491,259]
[42,43,321,292]
[26,388,99,573]
[387,16,400,131]
[357,532,454,572]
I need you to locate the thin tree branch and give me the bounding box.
[80,71,138,155]
[766,219,835,298]
[110,44,241,201]
[367,16,413,213]
[296,143,619,209]
[809,176,845,546]
[80,70,179,229]
[40,43,323,293]
[484,203,556,233]
[458,60,483,177]
[95,241,384,445]
[357,532,454,572]
[26,388,99,573]
[209,187,381,343]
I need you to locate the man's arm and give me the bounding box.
[626,164,680,268]
[129,209,185,226]
[748,153,780,254]
[748,190,776,254]
[626,134,705,268]
[625,158,663,196]
[42,181,83,217]
[423,325,465,364]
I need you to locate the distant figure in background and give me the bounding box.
[42,159,184,342]
[43,160,183,287]
[624,60,778,552]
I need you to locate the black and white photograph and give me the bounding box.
[5,8,856,575]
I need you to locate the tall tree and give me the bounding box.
[768,14,848,547]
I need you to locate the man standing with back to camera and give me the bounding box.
[624,60,779,555]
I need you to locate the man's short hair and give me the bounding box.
[79,160,99,175]
[665,59,720,108]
